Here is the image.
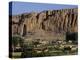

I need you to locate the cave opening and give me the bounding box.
[23,24,26,36]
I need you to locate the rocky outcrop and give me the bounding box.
[10,8,78,36]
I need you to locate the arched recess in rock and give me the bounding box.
[23,24,27,36]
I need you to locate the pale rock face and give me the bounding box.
[10,8,78,36]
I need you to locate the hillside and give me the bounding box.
[10,8,78,40]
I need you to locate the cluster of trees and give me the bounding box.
[12,36,24,52]
[66,32,78,44]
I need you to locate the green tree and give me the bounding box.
[12,36,24,51]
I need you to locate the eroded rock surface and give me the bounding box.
[10,8,78,39]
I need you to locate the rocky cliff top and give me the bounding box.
[10,8,78,37]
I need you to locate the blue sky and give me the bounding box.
[9,1,78,15]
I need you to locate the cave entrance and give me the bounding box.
[23,24,26,36]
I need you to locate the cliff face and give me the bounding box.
[10,8,78,36]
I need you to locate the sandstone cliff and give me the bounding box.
[10,8,78,37]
